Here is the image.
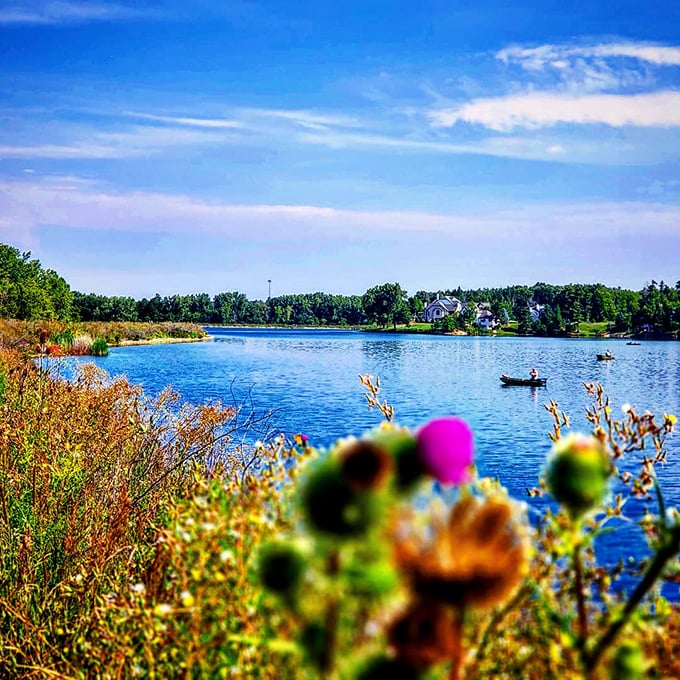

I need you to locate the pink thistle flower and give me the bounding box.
[416,417,474,485]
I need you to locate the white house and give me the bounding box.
[423,295,463,322]
[474,309,498,330]
[529,303,545,322]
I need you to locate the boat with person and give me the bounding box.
[596,353,615,360]
[500,374,547,387]
[626,341,641,345]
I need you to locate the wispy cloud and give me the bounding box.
[240,108,362,131]
[0,123,235,159]
[494,41,680,95]
[0,1,148,25]
[497,42,680,69]
[429,91,680,131]
[126,112,243,130]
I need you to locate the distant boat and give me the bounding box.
[500,374,547,387]
[626,341,641,345]
[597,353,615,360]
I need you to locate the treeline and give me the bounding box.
[75,291,367,326]
[1,243,678,336]
[0,245,74,321]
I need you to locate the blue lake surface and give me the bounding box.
[53,328,680,597]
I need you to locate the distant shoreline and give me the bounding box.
[116,336,212,347]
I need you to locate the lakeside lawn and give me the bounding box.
[367,320,614,338]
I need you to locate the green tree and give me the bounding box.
[362,283,410,329]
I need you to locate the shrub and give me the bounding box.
[89,337,109,356]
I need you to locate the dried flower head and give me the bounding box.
[371,427,423,492]
[416,417,474,485]
[339,439,393,491]
[396,495,529,609]
[388,599,461,670]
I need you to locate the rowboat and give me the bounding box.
[500,374,547,387]
[596,353,615,360]
[626,342,641,345]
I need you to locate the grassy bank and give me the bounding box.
[0,346,299,678]
[0,319,209,357]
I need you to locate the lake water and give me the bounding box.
[55,328,680,597]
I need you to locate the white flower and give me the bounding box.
[621,403,632,413]
[220,549,235,564]
[131,582,146,594]
[153,603,173,616]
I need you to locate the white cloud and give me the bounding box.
[497,42,680,69]
[126,113,243,129]
[241,107,362,130]
[0,124,234,159]
[0,1,147,24]
[2,177,678,246]
[429,91,680,131]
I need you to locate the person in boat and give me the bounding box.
[605,349,612,357]
[529,367,539,380]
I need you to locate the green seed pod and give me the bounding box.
[371,429,423,492]
[301,461,377,537]
[258,540,306,596]
[610,641,646,680]
[545,433,611,517]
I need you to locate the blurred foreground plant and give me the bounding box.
[258,376,679,679]
[0,354,678,679]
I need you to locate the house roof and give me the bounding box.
[424,296,462,312]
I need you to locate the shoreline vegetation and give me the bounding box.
[0,341,677,678]
[0,319,209,358]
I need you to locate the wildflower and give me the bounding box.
[388,600,461,670]
[339,439,392,491]
[545,433,611,517]
[293,433,309,447]
[153,603,173,617]
[416,417,474,485]
[395,495,529,609]
[131,582,145,595]
[180,590,195,607]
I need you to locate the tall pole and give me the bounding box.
[267,279,272,323]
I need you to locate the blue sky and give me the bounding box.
[1,1,678,299]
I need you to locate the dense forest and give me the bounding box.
[1,243,678,337]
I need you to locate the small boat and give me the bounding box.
[626,341,641,345]
[596,353,615,361]
[500,374,547,387]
